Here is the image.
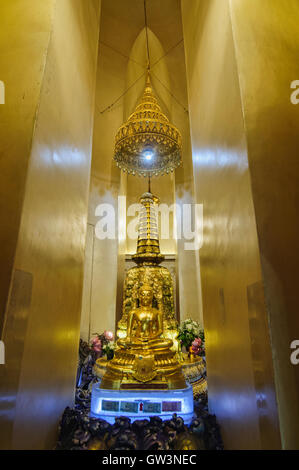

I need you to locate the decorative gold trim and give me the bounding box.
[114,73,182,177]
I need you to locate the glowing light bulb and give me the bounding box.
[143,147,154,161]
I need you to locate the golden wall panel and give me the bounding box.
[0,0,56,332]
[230,0,299,448]
[0,270,32,449]
[181,0,280,449]
[247,281,281,449]
[0,0,101,449]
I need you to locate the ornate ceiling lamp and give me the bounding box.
[114,71,182,177]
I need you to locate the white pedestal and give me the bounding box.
[90,383,194,425]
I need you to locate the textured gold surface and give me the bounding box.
[230,0,299,449]
[81,0,192,338]
[182,0,281,449]
[247,281,279,449]
[0,0,101,449]
[0,0,55,333]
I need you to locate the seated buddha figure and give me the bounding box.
[118,283,173,351]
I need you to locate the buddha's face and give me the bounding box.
[139,287,153,307]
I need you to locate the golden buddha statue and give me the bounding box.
[100,283,186,391]
[118,284,172,350]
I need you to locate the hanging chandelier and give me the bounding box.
[114,72,182,177]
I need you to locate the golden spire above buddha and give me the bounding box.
[132,191,164,266]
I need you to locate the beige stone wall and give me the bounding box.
[0,0,101,449]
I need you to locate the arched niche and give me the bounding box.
[124,27,172,119]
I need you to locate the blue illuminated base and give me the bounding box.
[90,383,194,425]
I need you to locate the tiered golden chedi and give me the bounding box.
[100,192,186,391]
